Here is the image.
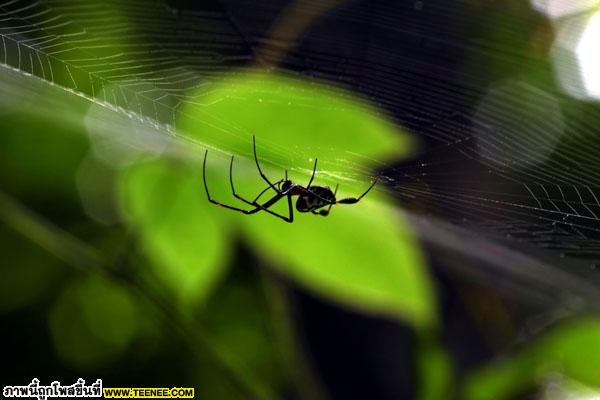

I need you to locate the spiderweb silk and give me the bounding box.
[2,0,600,309]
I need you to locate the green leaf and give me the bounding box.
[241,196,436,328]
[463,318,600,400]
[176,71,436,329]
[119,160,231,309]
[178,72,417,176]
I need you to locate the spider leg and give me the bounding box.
[253,192,294,223]
[229,155,289,221]
[253,182,282,203]
[336,177,379,204]
[285,194,294,223]
[320,184,339,216]
[203,150,265,214]
[229,155,281,203]
[253,136,281,193]
[307,158,318,188]
[296,160,340,206]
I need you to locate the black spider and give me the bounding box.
[202,136,378,223]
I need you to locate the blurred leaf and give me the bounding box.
[119,160,232,309]
[49,275,139,369]
[463,318,600,400]
[417,337,454,400]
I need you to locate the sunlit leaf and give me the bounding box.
[178,72,417,178]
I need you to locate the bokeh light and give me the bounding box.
[539,374,600,400]
[576,12,600,98]
[552,10,600,100]
[473,79,564,168]
[49,276,140,369]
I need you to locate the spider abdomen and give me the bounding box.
[296,186,335,212]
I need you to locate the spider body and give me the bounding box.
[296,185,336,213]
[202,136,378,223]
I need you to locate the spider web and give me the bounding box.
[2,0,600,311]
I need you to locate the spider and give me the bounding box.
[202,136,378,223]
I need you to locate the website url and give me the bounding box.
[103,387,194,399]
